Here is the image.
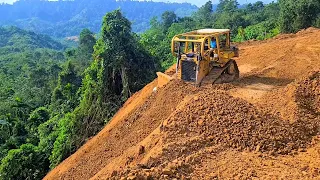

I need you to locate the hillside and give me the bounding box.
[0,26,65,109]
[0,0,197,37]
[0,26,64,51]
[44,28,320,179]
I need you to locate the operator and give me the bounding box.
[210,37,217,49]
[210,37,217,58]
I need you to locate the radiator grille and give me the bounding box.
[181,60,196,82]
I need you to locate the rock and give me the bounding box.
[111,170,118,176]
[255,144,261,152]
[153,87,157,92]
[162,168,173,175]
[177,160,183,167]
[127,175,137,180]
[138,145,145,155]
[298,148,307,152]
[198,119,204,126]
[209,172,218,178]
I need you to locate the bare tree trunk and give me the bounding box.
[121,65,131,100]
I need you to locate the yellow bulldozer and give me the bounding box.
[157,29,240,87]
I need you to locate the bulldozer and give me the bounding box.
[157,29,240,87]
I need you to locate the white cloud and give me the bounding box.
[0,0,16,4]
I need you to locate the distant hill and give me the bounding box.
[0,0,198,37]
[0,26,65,51]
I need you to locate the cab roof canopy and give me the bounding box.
[180,29,230,36]
[173,29,231,42]
[189,29,230,35]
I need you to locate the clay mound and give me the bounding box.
[259,71,320,122]
[163,92,317,154]
[237,28,320,80]
[295,71,320,116]
[111,89,320,180]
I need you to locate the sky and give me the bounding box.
[0,0,275,6]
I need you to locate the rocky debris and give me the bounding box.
[138,146,145,155]
[164,90,319,154]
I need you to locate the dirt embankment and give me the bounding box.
[44,28,320,180]
[110,71,320,179]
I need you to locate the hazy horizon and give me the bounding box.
[0,0,276,6]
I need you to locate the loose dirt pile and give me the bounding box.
[45,28,320,180]
[110,74,319,179]
[259,71,320,122]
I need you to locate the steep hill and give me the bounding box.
[0,0,197,37]
[45,28,320,179]
[0,26,64,51]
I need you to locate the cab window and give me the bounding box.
[218,33,229,48]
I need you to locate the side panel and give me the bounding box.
[196,59,210,85]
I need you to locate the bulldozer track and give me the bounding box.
[201,59,239,86]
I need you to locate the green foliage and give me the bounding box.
[0,26,64,51]
[26,107,50,144]
[51,62,82,114]
[217,0,238,13]
[161,11,177,31]
[48,9,158,169]
[0,26,67,179]
[193,1,213,28]
[234,21,280,42]
[0,144,48,180]
[37,116,59,155]
[279,0,320,33]
[49,113,76,168]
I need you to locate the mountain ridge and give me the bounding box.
[0,0,198,37]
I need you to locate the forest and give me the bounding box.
[0,0,319,179]
[0,0,198,37]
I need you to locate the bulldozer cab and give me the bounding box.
[157,29,239,88]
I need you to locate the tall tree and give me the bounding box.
[279,0,320,33]
[217,0,238,13]
[161,11,177,32]
[49,9,157,168]
[193,1,213,27]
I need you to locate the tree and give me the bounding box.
[51,61,82,114]
[217,0,238,13]
[279,0,320,33]
[49,9,157,169]
[193,1,213,27]
[0,144,48,180]
[76,29,96,72]
[161,11,177,31]
[26,107,50,144]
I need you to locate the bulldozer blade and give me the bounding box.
[156,72,174,88]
